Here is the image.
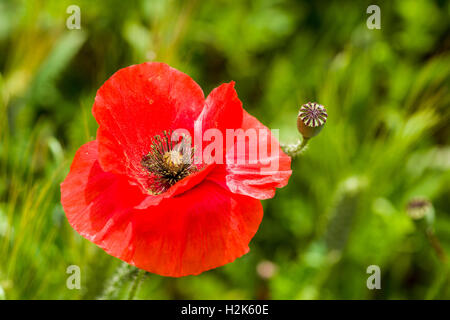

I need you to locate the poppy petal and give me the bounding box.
[93,62,205,187]
[134,163,215,210]
[130,181,263,277]
[207,111,292,199]
[60,141,144,261]
[199,81,244,134]
[193,82,244,163]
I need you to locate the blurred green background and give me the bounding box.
[0,0,449,299]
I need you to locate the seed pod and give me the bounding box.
[297,102,328,139]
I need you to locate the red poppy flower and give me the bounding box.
[61,62,291,277]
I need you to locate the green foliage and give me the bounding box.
[0,0,449,299]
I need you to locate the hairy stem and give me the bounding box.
[128,269,146,300]
[281,137,309,157]
[97,262,133,300]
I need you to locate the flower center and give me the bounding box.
[141,131,197,194]
[163,150,184,170]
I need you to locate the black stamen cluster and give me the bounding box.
[141,131,197,194]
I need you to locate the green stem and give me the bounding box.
[281,137,309,157]
[424,228,448,299]
[98,262,133,300]
[128,269,146,300]
[426,228,447,264]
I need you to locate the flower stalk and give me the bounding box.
[128,269,146,300]
[98,262,134,300]
[281,138,309,157]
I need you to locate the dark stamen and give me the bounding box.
[141,130,197,194]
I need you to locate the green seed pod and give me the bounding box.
[297,102,328,139]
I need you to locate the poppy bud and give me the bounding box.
[297,102,328,139]
[406,197,434,227]
[406,197,446,262]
